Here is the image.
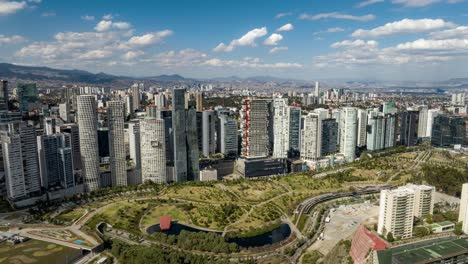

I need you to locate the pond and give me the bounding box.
[146,222,291,248]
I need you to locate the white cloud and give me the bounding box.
[41,11,55,17]
[81,15,95,21]
[0,34,26,45]
[395,38,468,50]
[269,46,288,54]
[263,33,283,46]
[122,50,144,60]
[213,27,268,52]
[277,23,294,32]
[328,27,345,33]
[0,1,27,15]
[300,12,376,22]
[352,18,456,38]
[79,49,112,59]
[331,39,379,48]
[356,0,385,8]
[392,0,463,7]
[275,12,292,19]
[430,26,468,39]
[95,20,131,32]
[102,14,113,20]
[127,30,173,46]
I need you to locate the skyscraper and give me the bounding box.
[0,80,9,111]
[172,88,188,182]
[240,99,273,158]
[1,122,41,201]
[273,98,289,159]
[157,109,174,165]
[108,101,127,186]
[417,105,428,138]
[288,106,302,153]
[217,115,238,157]
[16,83,38,111]
[56,123,82,170]
[140,118,166,184]
[44,117,56,135]
[301,113,322,161]
[357,109,367,147]
[426,109,440,138]
[186,108,200,181]
[378,187,415,239]
[340,107,358,162]
[59,103,70,123]
[77,95,100,192]
[400,111,419,147]
[459,183,468,234]
[128,121,141,171]
[202,110,216,157]
[314,81,320,97]
[431,115,467,147]
[131,84,140,111]
[367,112,385,151]
[321,119,338,156]
[195,91,203,111]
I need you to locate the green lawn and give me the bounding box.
[87,202,148,233]
[0,238,82,263]
[56,209,86,223]
[140,205,189,230]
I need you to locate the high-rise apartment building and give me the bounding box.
[459,183,468,234]
[44,117,56,135]
[357,109,367,147]
[108,101,127,186]
[301,113,322,161]
[1,122,42,201]
[195,91,203,111]
[56,123,82,170]
[273,98,289,159]
[288,106,302,153]
[128,121,141,171]
[202,110,216,157]
[340,107,358,162]
[418,106,429,138]
[452,93,466,106]
[426,109,440,138]
[130,84,140,111]
[217,115,238,157]
[367,112,385,151]
[240,99,273,158]
[321,118,338,156]
[378,187,415,239]
[59,103,70,123]
[0,80,9,111]
[406,184,434,218]
[140,118,166,184]
[77,95,100,191]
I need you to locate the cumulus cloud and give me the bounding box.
[127,30,173,46]
[392,0,464,7]
[102,14,113,20]
[331,39,379,48]
[355,0,385,8]
[275,12,292,19]
[352,18,456,38]
[0,34,26,45]
[430,26,468,39]
[269,46,288,54]
[95,20,131,32]
[277,23,294,32]
[81,15,95,21]
[122,50,144,60]
[300,12,376,22]
[213,27,268,52]
[263,33,283,46]
[0,1,27,15]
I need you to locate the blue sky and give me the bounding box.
[1,0,468,81]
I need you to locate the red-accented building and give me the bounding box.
[160,216,172,231]
[350,225,389,264]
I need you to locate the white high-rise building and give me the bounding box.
[130,84,140,111]
[452,93,466,105]
[406,184,435,218]
[459,183,468,234]
[340,107,357,162]
[124,95,133,116]
[217,115,238,157]
[378,187,415,239]
[240,99,272,158]
[301,113,322,161]
[59,103,70,123]
[1,123,41,201]
[108,101,127,186]
[314,81,320,97]
[140,118,166,184]
[77,95,101,192]
[418,105,429,138]
[128,121,141,169]
[426,109,440,138]
[357,109,367,147]
[273,98,289,159]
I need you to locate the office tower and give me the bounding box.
[378,187,415,239]
[321,119,338,156]
[314,81,320,97]
[196,91,203,111]
[240,99,273,158]
[400,111,419,147]
[56,124,81,170]
[146,105,158,118]
[186,108,200,181]
[367,112,385,151]
[108,101,127,186]
[426,109,440,138]
[124,95,133,116]
[59,103,70,123]
[0,80,9,111]
[131,84,140,111]
[288,106,302,152]
[1,122,41,201]
[196,111,203,152]
[217,115,238,157]
[301,113,322,161]
[459,183,468,234]
[406,184,434,218]
[357,109,367,147]
[140,118,166,184]
[44,117,56,135]
[431,115,467,147]
[77,95,100,192]
[37,133,74,189]
[172,88,188,182]
[273,98,289,159]
[384,114,397,149]
[157,109,174,165]
[155,93,167,109]
[16,83,38,111]
[340,107,358,162]
[382,102,397,114]
[97,128,109,158]
[418,106,429,138]
[128,121,141,170]
[202,110,216,157]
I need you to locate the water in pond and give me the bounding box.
[146,222,291,248]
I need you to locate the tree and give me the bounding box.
[426,214,433,224]
[415,227,429,237]
[455,222,463,235]
[387,232,394,242]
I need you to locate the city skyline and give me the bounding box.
[0,0,467,81]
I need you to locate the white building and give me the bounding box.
[357,109,367,147]
[140,118,166,184]
[108,101,127,186]
[128,120,141,170]
[426,109,440,138]
[301,113,322,161]
[77,95,101,192]
[378,187,415,239]
[130,84,140,111]
[59,103,70,123]
[199,168,218,181]
[459,183,468,234]
[339,107,357,162]
[418,105,428,138]
[273,98,289,159]
[406,184,434,218]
